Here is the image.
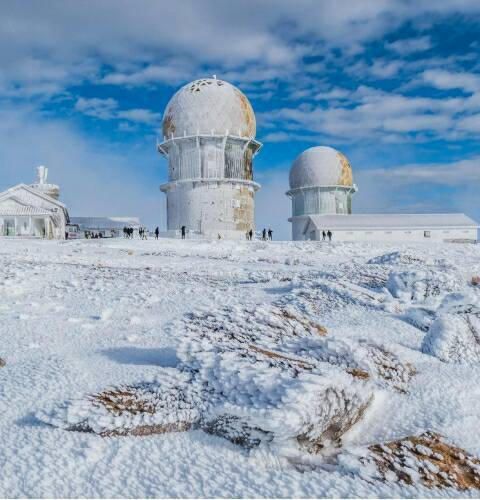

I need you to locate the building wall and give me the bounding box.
[163,180,256,238]
[290,187,353,217]
[165,136,254,182]
[0,189,67,239]
[300,226,478,242]
[159,134,259,239]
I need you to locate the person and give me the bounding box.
[322,230,326,241]
[181,225,186,240]
[155,227,159,240]
[327,229,332,242]
[268,228,273,240]
[262,228,266,241]
[249,229,253,241]
[65,231,68,240]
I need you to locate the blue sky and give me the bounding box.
[1,0,479,239]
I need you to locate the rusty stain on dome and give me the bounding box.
[336,151,353,186]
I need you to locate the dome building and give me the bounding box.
[287,146,478,242]
[157,77,261,239]
[287,146,357,240]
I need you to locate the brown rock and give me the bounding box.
[367,431,480,490]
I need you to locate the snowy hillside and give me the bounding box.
[1,238,480,497]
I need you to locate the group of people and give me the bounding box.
[85,231,104,239]
[245,228,273,241]
[322,230,333,241]
[123,227,135,239]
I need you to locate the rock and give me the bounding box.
[472,276,480,286]
[0,358,5,367]
[387,270,459,305]
[422,303,480,363]
[37,372,204,437]
[351,432,480,490]
[202,415,273,449]
[176,303,373,453]
[367,251,429,266]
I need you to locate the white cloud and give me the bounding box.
[386,36,432,55]
[421,69,480,93]
[75,97,118,120]
[74,97,161,125]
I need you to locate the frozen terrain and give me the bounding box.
[1,237,480,498]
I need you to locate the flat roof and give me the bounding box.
[302,213,479,230]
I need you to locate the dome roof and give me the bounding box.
[289,146,354,190]
[162,78,256,139]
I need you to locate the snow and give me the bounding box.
[1,237,480,497]
[306,213,478,229]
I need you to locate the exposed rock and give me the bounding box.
[37,373,203,437]
[0,357,5,367]
[359,432,480,490]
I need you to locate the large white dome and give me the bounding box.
[289,146,354,190]
[162,78,256,139]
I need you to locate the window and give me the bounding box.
[424,231,431,238]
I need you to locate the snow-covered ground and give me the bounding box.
[1,237,480,498]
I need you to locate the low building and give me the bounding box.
[300,213,478,242]
[287,146,479,243]
[69,217,142,238]
[0,167,69,239]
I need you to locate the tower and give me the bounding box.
[287,146,357,240]
[158,77,261,239]
[30,166,60,200]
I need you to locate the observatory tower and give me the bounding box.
[158,77,261,239]
[287,146,357,240]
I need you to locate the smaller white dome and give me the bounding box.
[289,146,354,190]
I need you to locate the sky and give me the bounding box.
[0,0,479,240]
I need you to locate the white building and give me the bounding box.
[158,77,262,239]
[69,217,141,238]
[288,146,479,243]
[0,167,69,239]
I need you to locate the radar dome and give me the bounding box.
[162,78,256,139]
[289,146,353,190]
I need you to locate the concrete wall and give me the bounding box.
[163,180,256,239]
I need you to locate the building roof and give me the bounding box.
[0,184,69,221]
[302,213,479,231]
[0,184,66,209]
[289,146,354,190]
[162,77,256,140]
[70,217,141,230]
